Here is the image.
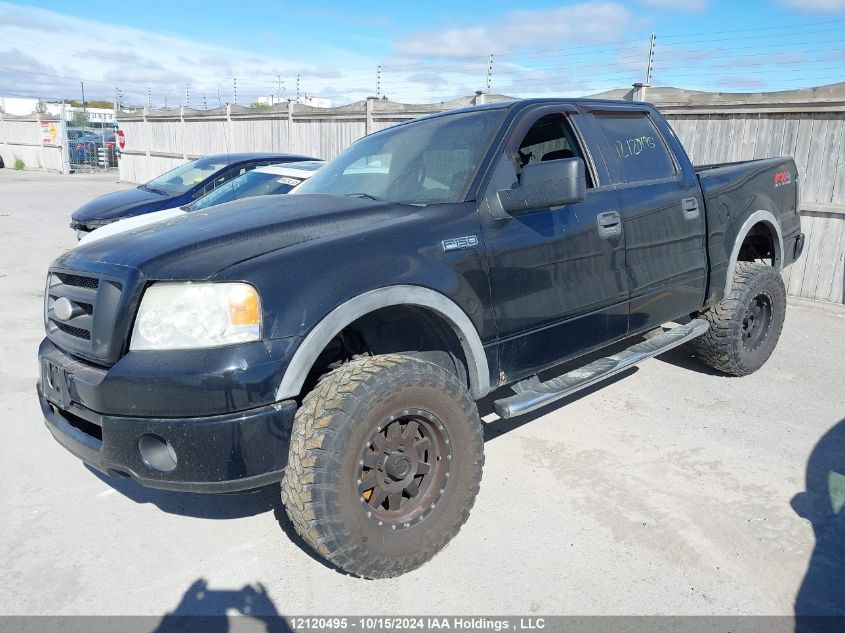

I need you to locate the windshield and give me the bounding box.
[294,109,504,205]
[144,157,231,195]
[189,170,305,211]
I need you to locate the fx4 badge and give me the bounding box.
[442,235,479,252]
[774,171,792,187]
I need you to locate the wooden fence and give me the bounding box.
[0,113,64,172]
[3,85,844,304]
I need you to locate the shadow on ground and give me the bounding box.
[793,418,845,624]
[152,578,292,632]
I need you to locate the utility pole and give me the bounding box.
[185,83,190,108]
[376,65,382,99]
[80,81,86,117]
[645,32,656,86]
[296,74,301,100]
[233,77,238,105]
[147,86,151,109]
[276,74,282,104]
[486,53,493,92]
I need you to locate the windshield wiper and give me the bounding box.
[142,185,169,196]
[345,192,382,201]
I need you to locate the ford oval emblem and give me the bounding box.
[54,297,75,321]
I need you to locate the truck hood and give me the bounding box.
[71,186,169,223]
[60,193,414,279]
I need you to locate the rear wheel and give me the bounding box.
[690,261,786,376]
[281,354,484,578]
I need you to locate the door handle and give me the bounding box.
[597,210,622,240]
[682,197,700,220]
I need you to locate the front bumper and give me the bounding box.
[38,384,296,492]
[37,337,299,493]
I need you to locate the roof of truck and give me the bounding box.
[397,97,655,126]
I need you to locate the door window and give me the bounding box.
[513,113,593,188]
[593,113,677,184]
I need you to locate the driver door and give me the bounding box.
[479,107,628,380]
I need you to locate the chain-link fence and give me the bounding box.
[65,112,118,172]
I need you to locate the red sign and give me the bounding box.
[116,129,125,150]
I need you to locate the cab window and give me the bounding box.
[593,112,677,184]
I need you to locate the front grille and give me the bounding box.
[45,268,124,362]
[54,321,92,340]
[60,273,99,290]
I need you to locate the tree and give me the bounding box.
[250,101,270,109]
[68,99,114,109]
[70,111,90,128]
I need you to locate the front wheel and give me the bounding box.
[281,354,484,578]
[690,261,786,376]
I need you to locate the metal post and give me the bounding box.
[486,53,493,92]
[377,65,382,99]
[59,100,70,174]
[147,86,151,109]
[185,83,190,108]
[645,33,655,87]
[233,78,238,105]
[80,81,87,121]
[296,74,301,100]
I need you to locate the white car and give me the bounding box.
[79,161,324,245]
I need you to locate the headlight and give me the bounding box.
[130,282,261,351]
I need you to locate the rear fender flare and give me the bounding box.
[275,285,491,401]
[723,210,784,298]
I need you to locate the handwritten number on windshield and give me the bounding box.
[616,136,656,159]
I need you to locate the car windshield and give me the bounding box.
[143,157,231,195]
[293,109,504,205]
[189,170,305,211]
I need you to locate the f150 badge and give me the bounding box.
[442,235,479,252]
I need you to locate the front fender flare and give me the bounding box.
[275,285,491,401]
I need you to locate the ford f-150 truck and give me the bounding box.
[37,98,804,579]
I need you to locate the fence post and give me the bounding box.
[365,97,375,135]
[59,101,70,174]
[0,109,7,167]
[143,107,151,159]
[226,103,235,152]
[36,110,47,171]
[180,105,188,160]
[287,99,295,153]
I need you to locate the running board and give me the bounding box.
[493,319,710,419]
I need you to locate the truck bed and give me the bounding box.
[694,156,802,303]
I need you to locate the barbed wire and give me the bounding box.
[2,16,845,109]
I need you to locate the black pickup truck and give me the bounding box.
[38,98,803,579]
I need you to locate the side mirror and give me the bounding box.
[497,157,587,214]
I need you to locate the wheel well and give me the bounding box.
[738,222,776,265]
[302,305,470,396]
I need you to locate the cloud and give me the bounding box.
[0,1,379,106]
[394,2,638,59]
[638,0,708,10]
[777,0,845,9]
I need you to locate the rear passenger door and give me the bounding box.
[586,107,707,332]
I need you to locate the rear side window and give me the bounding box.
[593,113,676,184]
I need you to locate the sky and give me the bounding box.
[1,0,845,108]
